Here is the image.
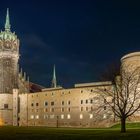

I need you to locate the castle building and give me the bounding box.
[0,9,140,127]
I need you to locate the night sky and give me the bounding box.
[0,0,140,88]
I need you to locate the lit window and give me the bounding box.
[103,114,107,119]
[36,115,39,119]
[89,114,93,119]
[67,114,71,119]
[61,114,64,119]
[44,101,48,106]
[80,114,83,119]
[30,115,34,119]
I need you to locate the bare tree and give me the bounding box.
[94,65,140,132]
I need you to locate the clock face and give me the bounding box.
[5,41,10,49]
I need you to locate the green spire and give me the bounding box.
[5,8,11,32]
[51,65,57,88]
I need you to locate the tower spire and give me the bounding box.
[51,65,57,88]
[5,8,11,32]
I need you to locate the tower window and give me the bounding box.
[4,104,8,109]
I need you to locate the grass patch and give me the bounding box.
[0,125,140,140]
[111,122,140,129]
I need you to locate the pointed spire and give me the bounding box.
[51,65,57,88]
[5,8,11,32]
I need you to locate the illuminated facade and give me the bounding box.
[0,9,140,127]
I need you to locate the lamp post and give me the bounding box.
[56,115,59,128]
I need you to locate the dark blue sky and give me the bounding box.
[0,0,140,88]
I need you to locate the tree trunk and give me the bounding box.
[121,117,126,133]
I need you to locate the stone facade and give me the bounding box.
[0,9,140,127]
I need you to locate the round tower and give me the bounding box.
[121,52,140,72]
[0,8,19,93]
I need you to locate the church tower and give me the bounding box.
[51,65,57,88]
[0,8,19,93]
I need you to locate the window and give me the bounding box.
[36,103,39,106]
[81,100,83,104]
[4,104,8,109]
[36,115,39,119]
[90,99,93,104]
[44,115,49,119]
[68,108,71,112]
[31,103,34,107]
[51,101,54,106]
[44,108,47,112]
[80,107,83,111]
[61,108,64,112]
[44,101,48,106]
[80,114,83,119]
[62,101,64,105]
[51,92,54,96]
[103,114,107,119]
[104,99,107,103]
[81,90,83,93]
[91,89,93,92]
[50,115,55,119]
[50,108,54,112]
[86,100,88,104]
[104,106,106,110]
[68,101,71,105]
[30,115,34,119]
[67,114,71,119]
[61,114,64,119]
[89,114,93,119]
